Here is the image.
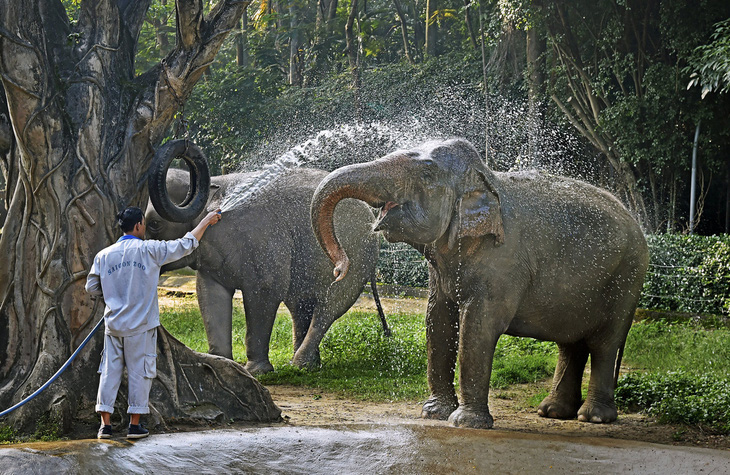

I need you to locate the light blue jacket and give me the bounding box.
[85,232,199,337]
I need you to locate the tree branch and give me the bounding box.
[176,0,205,49]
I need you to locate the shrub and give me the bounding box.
[641,234,730,316]
[616,371,730,433]
[376,241,429,289]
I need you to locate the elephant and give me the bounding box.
[311,138,649,429]
[146,167,388,374]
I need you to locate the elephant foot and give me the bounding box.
[291,350,321,370]
[447,405,494,429]
[577,399,618,424]
[245,360,275,375]
[421,395,458,420]
[537,395,581,420]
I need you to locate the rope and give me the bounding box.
[0,316,105,418]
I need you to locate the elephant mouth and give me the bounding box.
[379,201,399,219]
[374,201,401,232]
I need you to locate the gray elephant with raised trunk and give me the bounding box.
[146,168,387,374]
[311,138,648,429]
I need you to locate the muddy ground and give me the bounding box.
[152,280,730,451]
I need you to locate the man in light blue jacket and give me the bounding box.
[86,206,221,439]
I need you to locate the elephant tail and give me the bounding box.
[613,342,625,389]
[370,275,391,337]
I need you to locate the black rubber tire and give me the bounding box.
[148,139,211,223]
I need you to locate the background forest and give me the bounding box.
[115,0,730,235]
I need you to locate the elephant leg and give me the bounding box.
[538,341,589,419]
[578,323,632,423]
[290,297,317,353]
[197,272,235,360]
[241,290,282,375]
[421,290,459,421]
[290,305,334,369]
[577,342,621,423]
[448,298,514,430]
[578,268,641,423]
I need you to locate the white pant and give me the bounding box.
[96,327,158,414]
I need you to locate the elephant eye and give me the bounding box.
[147,220,161,232]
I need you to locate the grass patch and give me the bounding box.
[618,320,730,433]
[0,413,64,445]
[161,299,557,402]
[623,319,730,376]
[0,424,17,445]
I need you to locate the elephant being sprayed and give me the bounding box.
[146,167,389,374]
[311,138,648,429]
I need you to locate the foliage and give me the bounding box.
[0,424,17,444]
[0,413,64,444]
[491,336,556,389]
[183,52,490,173]
[641,234,730,315]
[377,241,429,289]
[687,19,730,98]
[618,319,730,433]
[616,372,730,433]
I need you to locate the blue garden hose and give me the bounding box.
[0,316,105,418]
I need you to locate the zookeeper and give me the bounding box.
[86,205,222,439]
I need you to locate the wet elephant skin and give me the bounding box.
[146,168,380,374]
[311,138,649,429]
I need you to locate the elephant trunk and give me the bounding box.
[311,160,397,281]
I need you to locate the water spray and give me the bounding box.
[218,121,429,213]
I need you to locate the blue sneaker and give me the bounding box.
[97,424,113,439]
[126,424,149,439]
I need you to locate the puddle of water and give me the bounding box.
[2,424,729,474]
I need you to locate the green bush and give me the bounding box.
[0,424,17,444]
[616,371,730,433]
[641,234,730,316]
[619,319,730,433]
[376,234,730,315]
[376,241,429,289]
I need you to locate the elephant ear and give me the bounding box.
[449,168,504,248]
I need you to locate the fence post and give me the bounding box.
[689,120,701,234]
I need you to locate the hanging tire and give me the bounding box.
[148,139,211,223]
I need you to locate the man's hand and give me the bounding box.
[191,209,222,241]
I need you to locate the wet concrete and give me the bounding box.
[2,424,729,474]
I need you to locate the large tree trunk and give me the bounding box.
[0,0,280,434]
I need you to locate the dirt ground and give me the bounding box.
[158,282,730,452]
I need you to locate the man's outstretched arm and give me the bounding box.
[191,209,222,241]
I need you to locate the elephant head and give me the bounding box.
[311,138,504,281]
